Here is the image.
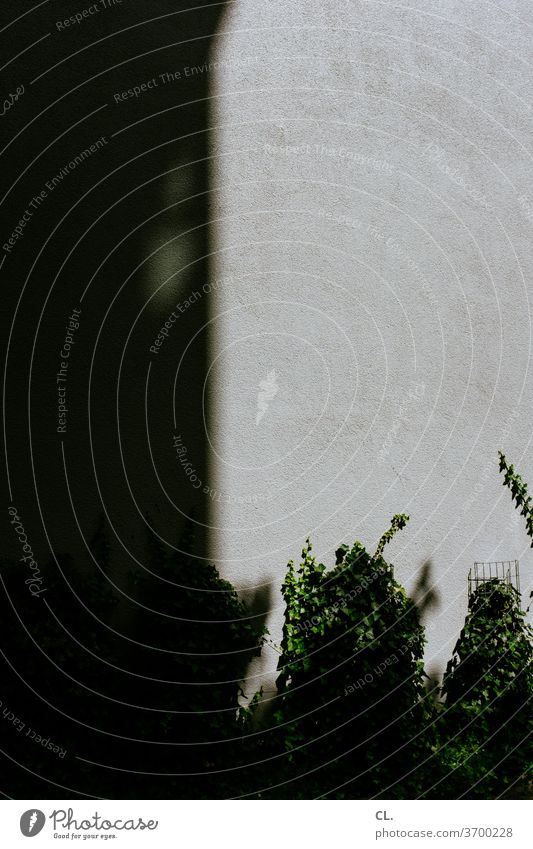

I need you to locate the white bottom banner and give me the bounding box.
[0,800,531,849]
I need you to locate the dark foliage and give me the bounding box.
[434,580,533,799]
[0,517,264,798]
[2,511,531,799]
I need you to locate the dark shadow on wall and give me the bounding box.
[412,560,440,620]
[2,0,231,567]
[413,561,440,701]
[0,0,261,799]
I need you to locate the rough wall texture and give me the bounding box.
[209,1,533,697]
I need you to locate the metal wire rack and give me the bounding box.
[468,560,520,598]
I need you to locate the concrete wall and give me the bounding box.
[210,0,533,698]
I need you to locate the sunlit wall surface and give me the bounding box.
[210,0,533,695]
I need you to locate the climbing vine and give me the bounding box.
[438,580,533,798]
[267,518,431,799]
[374,513,410,559]
[498,451,533,544]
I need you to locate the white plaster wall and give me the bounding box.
[209,0,533,698]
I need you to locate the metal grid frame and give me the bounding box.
[468,560,520,597]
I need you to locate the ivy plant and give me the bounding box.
[498,451,533,544]
[375,513,410,559]
[438,580,533,798]
[267,520,432,799]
